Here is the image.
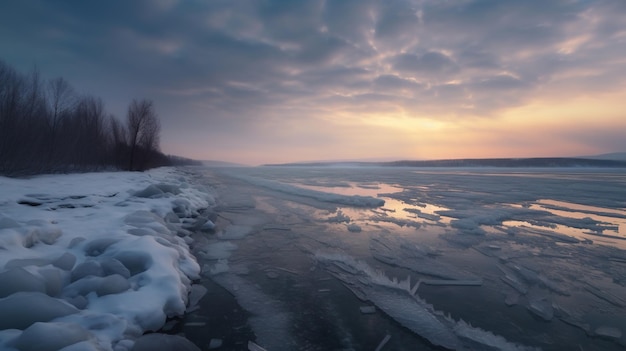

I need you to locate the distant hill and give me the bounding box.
[582,152,626,161]
[265,157,626,168]
[201,160,248,167]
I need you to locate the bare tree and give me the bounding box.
[0,60,171,175]
[108,115,128,168]
[126,98,160,170]
[46,77,75,166]
[61,95,108,170]
[0,60,23,171]
[0,62,48,173]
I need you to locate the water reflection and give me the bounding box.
[533,199,625,237]
[288,181,404,197]
[192,167,626,350]
[288,182,455,232]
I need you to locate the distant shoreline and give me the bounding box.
[264,157,626,168]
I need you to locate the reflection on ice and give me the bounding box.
[288,182,404,198]
[197,166,626,350]
[532,199,626,237]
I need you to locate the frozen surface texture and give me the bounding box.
[0,168,213,351]
[316,252,539,351]
[3,166,626,350]
[199,166,626,350]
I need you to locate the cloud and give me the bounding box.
[1,0,625,162]
[392,52,459,79]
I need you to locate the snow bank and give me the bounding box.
[0,168,213,351]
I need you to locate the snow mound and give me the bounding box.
[0,168,213,350]
[0,292,79,330]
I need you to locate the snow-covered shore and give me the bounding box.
[0,167,214,351]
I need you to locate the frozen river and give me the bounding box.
[176,166,626,350]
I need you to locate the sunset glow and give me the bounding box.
[2,1,625,164]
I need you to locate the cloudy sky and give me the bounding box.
[2,0,626,165]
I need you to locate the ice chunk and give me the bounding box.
[68,237,86,248]
[594,326,622,340]
[12,322,90,351]
[154,183,181,195]
[124,210,166,226]
[537,274,570,296]
[64,274,130,297]
[420,279,483,286]
[327,210,350,223]
[164,211,180,224]
[453,319,538,351]
[84,238,119,256]
[0,267,46,298]
[359,305,376,314]
[52,253,77,271]
[65,295,88,309]
[101,257,131,278]
[38,267,64,297]
[96,274,131,296]
[133,185,165,198]
[584,283,625,307]
[374,334,391,351]
[172,199,193,217]
[63,276,100,297]
[71,261,104,282]
[208,338,223,349]
[186,284,207,313]
[199,219,216,231]
[114,251,153,276]
[527,297,553,321]
[131,333,200,351]
[0,292,79,330]
[247,341,268,351]
[58,341,100,351]
[497,265,529,295]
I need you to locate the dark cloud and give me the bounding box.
[1,0,625,162]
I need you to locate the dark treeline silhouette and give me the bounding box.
[0,60,199,176]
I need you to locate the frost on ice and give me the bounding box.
[315,252,539,351]
[0,168,213,351]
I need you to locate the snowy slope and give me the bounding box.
[0,168,214,351]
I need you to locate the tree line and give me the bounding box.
[0,60,199,176]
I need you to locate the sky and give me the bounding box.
[1,0,626,165]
